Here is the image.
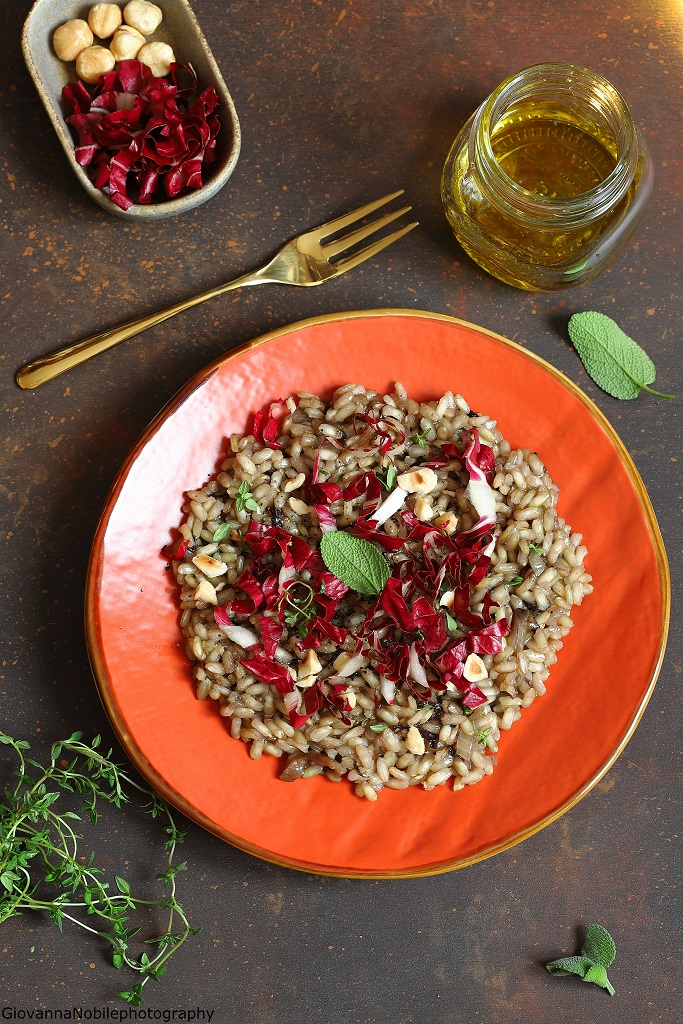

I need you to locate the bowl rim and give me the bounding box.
[84,307,671,878]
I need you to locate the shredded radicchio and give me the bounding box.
[62,60,221,211]
[209,428,509,729]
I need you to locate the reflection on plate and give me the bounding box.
[85,310,669,877]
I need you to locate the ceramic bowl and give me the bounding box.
[22,0,241,219]
[85,309,669,876]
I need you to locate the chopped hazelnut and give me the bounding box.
[396,467,438,494]
[283,472,306,493]
[463,653,488,683]
[297,650,322,682]
[406,725,425,755]
[192,554,228,578]
[88,3,122,39]
[53,20,94,62]
[414,496,434,521]
[76,45,116,84]
[123,0,163,35]
[288,496,310,517]
[434,511,458,535]
[193,580,218,605]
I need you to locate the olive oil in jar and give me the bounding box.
[490,109,617,198]
[441,64,653,290]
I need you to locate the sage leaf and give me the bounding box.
[545,955,593,978]
[320,531,390,595]
[568,311,674,400]
[582,923,616,967]
[584,963,616,996]
[546,923,617,996]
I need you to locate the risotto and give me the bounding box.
[170,384,591,799]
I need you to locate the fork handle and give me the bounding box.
[15,267,269,390]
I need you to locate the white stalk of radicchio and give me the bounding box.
[369,486,408,527]
[461,430,497,540]
[408,642,429,688]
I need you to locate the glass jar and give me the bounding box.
[441,63,653,290]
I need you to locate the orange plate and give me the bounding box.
[86,310,669,877]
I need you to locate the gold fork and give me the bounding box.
[16,191,417,389]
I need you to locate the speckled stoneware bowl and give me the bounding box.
[22,0,241,220]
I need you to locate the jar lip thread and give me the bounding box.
[471,62,640,223]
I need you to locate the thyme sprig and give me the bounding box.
[0,731,198,1005]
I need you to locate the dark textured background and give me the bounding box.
[1,1,680,1021]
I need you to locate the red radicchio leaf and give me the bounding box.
[434,643,466,680]
[288,683,325,729]
[314,504,338,533]
[311,618,348,644]
[466,619,510,656]
[319,572,349,602]
[288,536,320,573]
[252,400,285,449]
[259,616,284,660]
[240,653,294,694]
[307,453,343,504]
[172,537,189,559]
[350,413,405,456]
[233,570,265,611]
[63,60,221,209]
[461,684,488,709]
[411,597,447,652]
[352,516,406,551]
[243,519,286,556]
[261,574,280,609]
[343,471,383,506]
[378,577,415,632]
[325,682,353,725]
[213,605,231,628]
[463,430,496,485]
[229,599,256,616]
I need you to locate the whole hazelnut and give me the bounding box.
[110,25,146,61]
[123,1,163,35]
[52,19,94,62]
[88,4,123,39]
[76,45,116,85]
[138,41,175,78]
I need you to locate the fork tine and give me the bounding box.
[315,189,406,241]
[322,206,413,260]
[332,221,419,274]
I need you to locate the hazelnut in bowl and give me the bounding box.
[22,0,241,219]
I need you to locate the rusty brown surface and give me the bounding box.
[1,1,681,1021]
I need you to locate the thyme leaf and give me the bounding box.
[0,731,196,1004]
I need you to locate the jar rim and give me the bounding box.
[472,62,639,222]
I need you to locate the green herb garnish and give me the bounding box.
[235,480,259,514]
[410,427,433,447]
[445,612,460,635]
[319,531,390,596]
[281,582,318,638]
[528,543,544,553]
[211,522,235,542]
[546,924,617,996]
[369,723,388,733]
[568,312,674,401]
[0,731,196,1005]
[377,464,397,491]
[508,576,524,586]
[476,727,491,745]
